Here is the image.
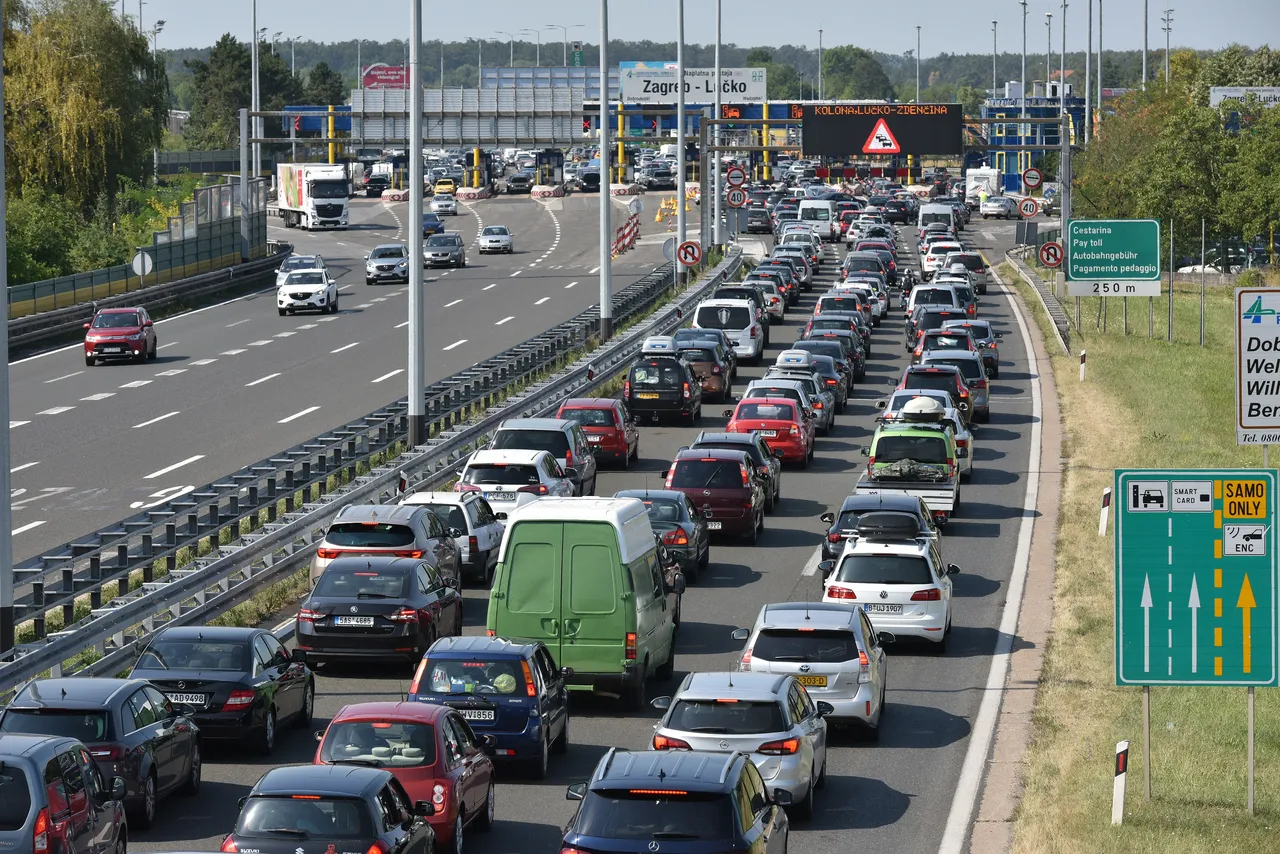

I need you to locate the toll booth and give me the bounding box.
[536,149,565,185]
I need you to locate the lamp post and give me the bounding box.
[519,29,542,66]
[250,0,261,179]
[915,26,921,102]
[1060,2,1067,115]
[817,29,823,100]
[1097,0,1103,126]
[991,20,998,96]
[546,23,585,66]
[467,37,484,86]
[598,0,612,339]
[151,20,164,55]
[495,31,515,66]
[1020,0,1028,181]
[137,0,144,31]
[676,0,686,261]
[1143,0,1149,88]
[408,0,426,447]
[1045,12,1052,97]
[1085,0,1092,142]
[272,31,282,56]
[714,0,723,247]
[1162,9,1173,82]
[291,35,301,76]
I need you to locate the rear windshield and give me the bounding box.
[714,288,758,304]
[952,286,974,303]
[492,429,570,457]
[834,554,933,585]
[844,258,883,273]
[314,568,410,598]
[917,312,960,333]
[818,297,863,314]
[914,290,956,307]
[752,628,859,663]
[746,387,802,405]
[904,371,960,396]
[0,710,110,742]
[561,407,617,428]
[679,348,716,363]
[0,766,30,831]
[326,523,415,548]
[666,699,786,734]
[415,503,468,532]
[947,254,985,271]
[921,211,952,225]
[925,357,983,382]
[418,658,525,695]
[640,498,685,524]
[237,796,374,839]
[791,341,843,361]
[695,305,751,330]
[630,361,685,387]
[874,435,950,464]
[810,319,850,332]
[669,460,744,490]
[800,206,830,221]
[462,464,540,486]
[137,640,248,671]
[923,334,970,351]
[321,720,437,766]
[574,790,734,841]
[736,402,797,421]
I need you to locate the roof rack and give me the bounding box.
[719,751,751,785]
[853,512,926,542]
[595,747,620,781]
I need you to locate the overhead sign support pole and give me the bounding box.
[675,0,687,283]
[598,0,613,340]
[407,0,426,447]
[712,0,723,249]
[0,29,13,655]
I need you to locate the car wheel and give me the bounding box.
[112,832,126,854]
[85,355,96,367]
[277,308,286,316]
[148,340,157,360]
[133,772,157,830]
[656,644,676,680]
[179,742,201,795]
[294,681,315,727]
[621,663,646,711]
[529,735,550,780]
[552,713,570,755]
[791,770,815,821]
[476,781,496,830]
[450,812,465,854]
[256,708,276,756]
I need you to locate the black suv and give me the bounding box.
[363,173,391,196]
[819,493,937,561]
[564,748,790,854]
[625,354,703,425]
[686,431,784,513]
[506,171,535,193]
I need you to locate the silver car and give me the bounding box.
[651,672,830,818]
[365,243,410,285]
[276,254,326,287]
[478,225,514,254]
[762,371,837,433]
[425,232,467,268]
[980,196,1018,220]
[920,350,991,423]
[732,602,890,737]
[455,449,576,520]
[430,193,459,215]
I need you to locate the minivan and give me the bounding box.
[486,497,681,710]
[692,299,765,364]
[797,199,840,242]
[917,202,957,236]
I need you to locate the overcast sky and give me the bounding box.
[145,0,1276,57]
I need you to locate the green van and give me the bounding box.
[486,497,679,709]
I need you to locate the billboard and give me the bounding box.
[1210,87,1280,108]
[362,63,409,89]
[619,65,767,104]
[799,103,965,157]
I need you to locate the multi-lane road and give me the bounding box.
[128,214,1041,854]
[8,193,663,561]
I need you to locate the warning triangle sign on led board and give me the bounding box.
[861,118,901,154]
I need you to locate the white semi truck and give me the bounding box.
[276,163,350,229]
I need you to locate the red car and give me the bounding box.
[83,307,157,366]
[663,448,766,544]
[911,329,979,364]
[315,701,496,853]
[898,364,973,421]
[556,397,640,468]
[724,397,814,466]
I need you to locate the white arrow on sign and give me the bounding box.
[1141,574,1153,673]
[1188,574,1200,673]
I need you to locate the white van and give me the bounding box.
[692,299,765,364]
[798,199,840,242]
[917,202,957,237]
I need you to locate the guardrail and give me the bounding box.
[0,251,741,698]
[1007,247,1073,354]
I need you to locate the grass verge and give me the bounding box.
[1005,267,1280,853]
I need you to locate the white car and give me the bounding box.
[692,299,765,364]
[430,193,459,215]
[399,490,505,584]
[454,449,575,520]
[277,269,338,315]
[922,242,965,279]
[478,225,514,254]
[275,254,327,288]
[980,196,1018,220]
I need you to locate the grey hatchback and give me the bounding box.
[424,232,467,267]
[310,503,462,587]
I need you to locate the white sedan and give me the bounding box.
[277,269,338,315]
[478,225,514,254]
[430,193,459,215]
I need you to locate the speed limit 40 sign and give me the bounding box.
[1039,241,1064,268]
[1019,197,1041,219]
[725,187,748,208]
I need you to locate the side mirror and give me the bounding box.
[957,447,969,459]
[878,631,897,645]
[176,703,197,718]
[291,648,307,664]
[566,782,588,801]
[995,332,1005,339]
[815,701,835,717]
[773,789,794,807]
[237,796,248,811]
[723,409,735,418]
[819,512,835,524]
[803,409,813,420]
[860,446,871,456]
[481,734,497,748]
[111,777,127,801]
[414,800,436,817]
[817,560,835,579]
[671,574,686,595]
[448,527,464,539]
[562,467,578,480]
[315,730,326,742]
[876,399,887,409]
[560,665,575,677]
[83,322,91,330]
[143,320,154,327]
[947,563,961,575]
[702,507,714,519]
[651,696,673,710]
[731,628,750,641]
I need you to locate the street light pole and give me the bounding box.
[1162,9,1173,83]
[291,35,299,76]
[1020,0,1028,180]
[1097,0,1103,126]
[676,0,686,261]
[915,26,921,102]
[1045,12,1052,96]
[598,0,612,340]
[991,20,998,96]
[1060,1,1067,117]
[713,0,723,247]
[817,29,823,101]
[546,23,584,66]
[1143,0,1149,88]
[1085,0,1092,142]
[520,29,542,66]
[408,0,426,447]
[495,32,515,66]
[1,0,16,656]
[251,0,260,178]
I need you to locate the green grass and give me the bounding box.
[1004,269,1280,853]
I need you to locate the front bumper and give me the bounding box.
[426,254,463,266]
[277,291,329,310]
[367,267,409,281]
[704,507,753,536]
[480,241,511,253]
[432,206,458,215]
[85,340,143,359]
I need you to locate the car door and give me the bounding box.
[124,689,171,794]
[618,402,639,454]
[474,499,503,570]
[143,687,187,796]
[259,634,303,721]
[386,778,431,853]
[250,635,294,723]
[372,784,413,853]
[413,564,444,637]
[682,495,708,560]
[859,611,887,707]
[424,511,459,584]
[454,715,494,815]
[570,425,597,493]
[46,750,93,854]
[73,746,117,854]
[534,645,569,744]
[794,683,827,773]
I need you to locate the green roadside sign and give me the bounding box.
[1066,219,1162,296]
[572,49,584,68]
[1115,469,1278,687]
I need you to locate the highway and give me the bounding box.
[7,193,665,561]
[131,215,1041,854]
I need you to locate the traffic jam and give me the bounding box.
[0,167,1021,854]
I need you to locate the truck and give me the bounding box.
[275,163,351,230]
[964,167,1002,208]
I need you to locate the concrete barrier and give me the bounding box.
[455,187,493,200]
[380,189,409,202]
[531,185,565,199]
[609,183,642,196]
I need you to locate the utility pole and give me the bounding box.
[408,0,426,447]
[676,0,687,269]
[251,0,260,178]
[1162,10,1174,83]
[0,19,15,655]
[1097,0,1103,127]
[713,0,723,247]
[1045,12,1053,95]
[817,29,823,100]
[1061,1,1068,120]
[1143,0,1149,89]
[291,35,299,76]
[1085,0,1092,142]
[1020,0,1028,175]
[915,26,921,103]
[992,21,998,96]
[598,0,613,339]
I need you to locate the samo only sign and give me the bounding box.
[1235,288,1280,445]
[619,67,767,104]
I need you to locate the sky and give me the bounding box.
[143,0,1277,57]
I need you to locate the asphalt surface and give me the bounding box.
[131,214,1037,854]
[8,192,666,560]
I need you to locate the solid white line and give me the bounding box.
[372,369,404,383]
[483,284,497,290]
[565,281,579,289]
[10,462,39,473]
[800,546,825,577]
[119,380,151,388]
[495,316,514,326]
[133,411,180,428]
[534,297,550,305]
[190,358,218,366]
[44,371,83,384]
[144,454,206,480]
[278,405,321,424]
[9,421,29,429]
[245,373,280,387]
[80,393,115,401]
[937,279,1044,854]
[221,349,247,356]
[12,520,46,536]
[444,299,463,307]
[394,321,410,329]
[442,339,467,351]
[331,342,359,353]
[157,342,179,350]
[37,406,75,416]
[226,318,252,327]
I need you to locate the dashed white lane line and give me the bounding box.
[245,373,280,387]
[226,318,252,327]
[370,297,388,302]
[274,331,296,338]
[190,358,218,366]
[317,317,337,322]
[372,369,404,383]
[119,380,151,388]
[565,281,579,289]
[157,342,179,350]
[534,297,550,305]
[133,411,180,428]
[44,371,83,384]
[444,299,463,307]
[278,405,321,424]
[442,339,467,351]
[395,321,410,329]
[155,369,187,377]
[10,462,39,473]
[483,284,497,291]
[495,316,515,326]
[510,270,522,277]
[12,521,46,536]
[297,324,318,329]
[354,303,374,309]
[221,349,247,356]
[80,393,115,401]
[248,340,273,346]
[331,342,359,353]
[37,406,75,416]
[9,421,29,429]
[589,265,601,274]
[145,454,205,479]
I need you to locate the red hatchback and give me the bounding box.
[83,307,157,365]
[315,701,495,854]
[556,397,639,469]
[663,448,766,544]
[724,397,813,466]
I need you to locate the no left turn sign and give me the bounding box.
[677,240,702,267]
[725,188,748,208]
[725,166,747,187]
[1022,167,1043,189]
[1019,197,1041,219]
[1039,241,1064,268]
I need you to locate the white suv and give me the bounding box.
[692,299,765,364]
[400,490,505,585]
[277,268,339,315]
[455,449,576,520]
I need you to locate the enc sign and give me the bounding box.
[1235,287,1280,445]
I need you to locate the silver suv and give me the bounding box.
[488,418,598,496]
[365,243,410,284]
[399,490,505,585]
[309,503,462,587]
[425,232,466,268]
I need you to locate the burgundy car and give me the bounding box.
[663,448,766,545]
[83,307,157,366]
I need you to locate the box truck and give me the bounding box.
[275,163,350,229]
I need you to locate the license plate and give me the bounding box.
[102,346,124,353]
[794,675,828,688]
[334,616,375,626]
[461,709,495,721]
[587,435,603,443]
[485,492,515,502]
[636,392,660,400]
[865,604,903,614]
[758,430,777,437]
[707,521,722,530]
[165,693,206,705]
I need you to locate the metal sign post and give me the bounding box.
[598,0,613,337]
[407,0,426,446]
[0,31,13,654]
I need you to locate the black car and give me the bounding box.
[364,173,391,196]
[129,625,314,756]
[882,199,911,223]
[564,749,790,854]
[578,170,601,192]
[624,354,703,425]
[686,431,784,514]
[506,170,535,193]
[614,488,711,582]
[0,677,200,830]
[296,556,464,667]
[819,494,938,561]
[225,765,436,854]
[746,207,773,234]
[790,338,856,388]
[804,329,866,381]
[908,307,969,349]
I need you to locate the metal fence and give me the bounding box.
[156,150,275,177]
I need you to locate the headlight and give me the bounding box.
[397,260,408,267]
[365,261,376,270]
[128,332,144,341]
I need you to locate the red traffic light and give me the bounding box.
[582,117,591,133]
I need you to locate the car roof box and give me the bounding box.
[853,511,921,541]
[899,396,946,423]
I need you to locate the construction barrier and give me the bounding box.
[454,187,493,200]
[531,185,565,199]
[380,189,409,202]
[609,183,642,196]
[610,213,641,259]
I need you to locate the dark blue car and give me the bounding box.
[423,212,445,236]
[408,635,570,779]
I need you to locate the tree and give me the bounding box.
[821,46,895,100]
[745,48,772,66]
[304,61,346,105]
[184,34,251,149]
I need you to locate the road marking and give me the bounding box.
[133,411,180,428]
[589,266,601,274]
[12,520,46,536]
[801,547,825,577]
[221,349,247,356]
[245,373,280,388]
[565,281,579,289]
[483,284,497,290]
[157,342,179,350]
[297,323,318,329]
[154,369,187,377]
[10,462,39,473]
[119,380,152,388]
[278,405,321,424]
[37,406,75,415]
[80,393,115,401]
[9,421,29,428]
[354,303,373,309]
[144,454,206,479]
[317,317,337,322]
[442,339,467,351]
[370,297,388,302]
[248,340,273,346]
[394,321,410,329]
[444,299,463,307]
[534,297,550,305]
[510,270,522,277]
[495,316,514,326]
[274,331,296,338]
[372,369,404,383]
[226,318,252,327]
[44,371,83,384]
[331,342,359,353]
[190,358,218,366]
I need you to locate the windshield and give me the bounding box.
[753,628,859,663]
[313,567,410,598]
[874,434,950,464]
[482,226,509,236]
[574,790,734,841]
[418,658,524,695]
[834,554,933,585]
[371,247,406,259]
[561,407,617,428]
[695,306,751,330]
[491,429,570,457]
[669,460,744,490]
[462,464,540,486]
[137,639,248,671]
[310,180,348,199]
[237,796,373,839]
[0,766,30,832]
[281,256,318,271]
[325,522,416,548]
[285,272,326,286]
[0,709,110,741]
[434,194,455,202]
[666,699,786,734]
[800,207,830,221]
[321,719,437,766]
[91,313,139,329]
[736,401,797,422]
[428,236,461,247]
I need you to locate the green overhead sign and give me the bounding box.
[1066,218,1162,297]
[1115,469,1278,687]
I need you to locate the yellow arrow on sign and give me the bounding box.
[1238,574,1257,674]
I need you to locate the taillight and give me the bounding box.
[624,380,631,397]
[973,378,987,390]
[813,401,823,410]
[517,484,549,495]
[88,745,123,761]
[455,483,480,492]
[565,448,573,470]
[956,439,969,450]
[911,588,943,601]
[625,632,637,659]
[33,808,50,854]
[220,837,239,853]
[393,549,425,558]
[298,607,321,624]
[946,457,956,475]
[825,378,837,386]
[223,689,255,712]
[789,424,800,437]
[827,532,843,543]
[432,782,448,806]
[826,586,857,600]
[653,734,692,750]
[389,607,419,622]
[858,649,872,683]
[316,548,342,560]
[468,535,478,553]
[522,660,538,697]
[757,737,800,755]
[958,387,969,398]
[740,465,750,486]
[663,529,689,546]
[682,382,691,400]
[366,841,391,854]
[712,364,722,374]
[409,659,427,695]
[750,327,758,339]
[740,647,753,668]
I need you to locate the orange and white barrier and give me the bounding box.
[532,185,565,199]
[455,187,493,200]
[609,183,642,196]
[380,189,409,202]
[610,213,641,259]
